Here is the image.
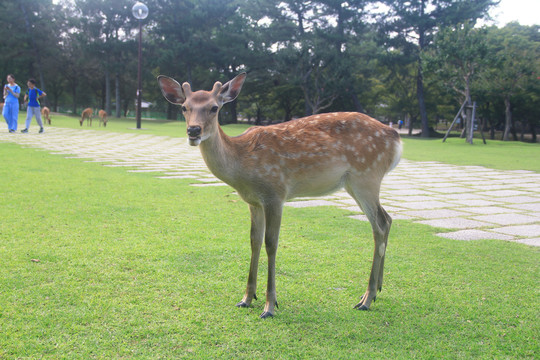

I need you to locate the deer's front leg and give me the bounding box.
[260,202,283,319]
[236,205,265,308]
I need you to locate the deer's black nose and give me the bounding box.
[187,126,201,137]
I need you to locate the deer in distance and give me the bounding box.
[98,109,108,127]
[41,106,51,125]
[158,73,402,318]
[80,107,93,126]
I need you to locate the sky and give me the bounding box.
[52,0,539,27]
[488,0,540,26]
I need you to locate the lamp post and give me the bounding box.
[132,1,148,129]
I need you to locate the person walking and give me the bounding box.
[22,78,46,133]
[3,74,21,133]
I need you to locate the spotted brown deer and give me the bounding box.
[158,73,402,318]
[80,107,93,126]
[98,109,108,127]
[41,106,51,125]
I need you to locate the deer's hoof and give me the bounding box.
[260,311,274,319]
[235,301,250,308]
[353,303,370,311]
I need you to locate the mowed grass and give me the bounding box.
[0,126,538,358]
[401,137,540,172]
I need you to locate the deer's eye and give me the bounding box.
[181,106,187,112]
[210,106,218,113]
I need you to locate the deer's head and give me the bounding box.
[158,73,246,146]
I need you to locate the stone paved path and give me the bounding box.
[1,125,539,246]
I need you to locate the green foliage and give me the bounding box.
[0,0,538,140]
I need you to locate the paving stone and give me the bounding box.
[417,218,493,229]
[383,189,434,196]
[402,209,471,219]
[450,199,499,207]
[414,182,456,188]
[471,213,539,226]
[477,190,530,197]
[495,196,540,204]
[396,201,450,210]
[431,186,474,194]
[515,238,540,246]
[436,230,514,241]
[470,184,516,191]
[507,203,540,212]
[491,225,540,237]
[460,206,522,215]
[434,193,484,201]
[392,195,439,202]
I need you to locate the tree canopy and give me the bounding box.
[0,0,538,141]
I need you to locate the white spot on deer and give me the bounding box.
[379,243,386,257]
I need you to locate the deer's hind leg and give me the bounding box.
[345,176,392,311]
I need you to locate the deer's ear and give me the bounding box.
[218,73,246,104]
[157,75,186,104]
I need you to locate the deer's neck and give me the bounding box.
[199,126,241,186]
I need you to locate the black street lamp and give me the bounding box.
[132,2,148,129]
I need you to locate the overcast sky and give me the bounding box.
[52,0,539,27]
[489,0,540,26]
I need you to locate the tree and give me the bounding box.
[74,0,135,116]
[380,0,498,137]
[425,22,488,142]
[481,23,540,141]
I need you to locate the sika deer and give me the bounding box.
[41,106,51,125]
[158,73,402,318]
[98,109,108,127]
[80,108,93,126]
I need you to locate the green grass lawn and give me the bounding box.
[401,137,540,172]
[1,114,538,358]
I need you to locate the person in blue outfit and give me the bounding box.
[3,74,21,133]
[22,78,46,133]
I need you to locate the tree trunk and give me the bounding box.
[417,59,429,137]
[465,104,473,144]
[115,73,121,118]
[105,69,111,115]
[71,84,77,116]
[351,92,365,113]
[503,96,512,141]
[230,100,238,124]
[529,119,537,143]
[416,1,429,138]
[490,120,495,140]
